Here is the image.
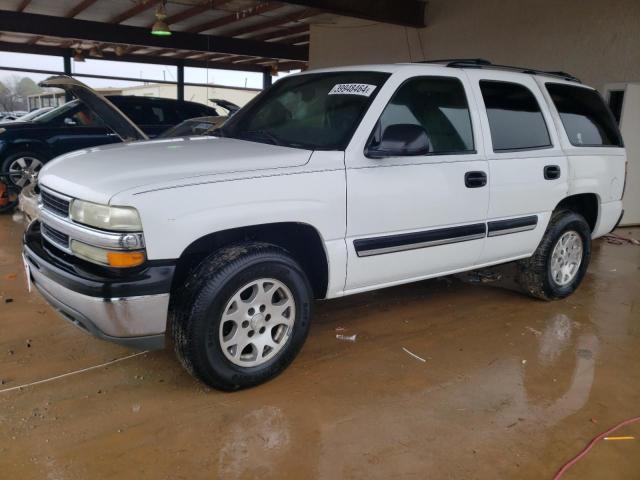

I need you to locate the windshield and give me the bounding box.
[220,71,390,150]
[33,100,80,124]
[17,108,50,122]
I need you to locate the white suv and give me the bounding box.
[23,61,626,390]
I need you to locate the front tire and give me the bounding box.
[170,242,313,391]
[1,151,45,188]
[517,211,591,300]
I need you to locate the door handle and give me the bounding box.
[465,171,487,188]
[544,165,561,180]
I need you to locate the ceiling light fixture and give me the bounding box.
[151,1,172,36]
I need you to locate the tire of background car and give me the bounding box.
[1,151,46,188]
[0,179,20,214]
[170,242,313,391]
[517,210,591,301]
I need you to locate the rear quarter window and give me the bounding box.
[545,83,623,147]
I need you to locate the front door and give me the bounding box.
[49,103,121,157]
[344,71,489,293]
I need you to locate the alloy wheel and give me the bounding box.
[219,278,296,367]
[550,230,583,286]
[8,156,43,187]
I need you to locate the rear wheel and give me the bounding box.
[171,242,313,391]
[517,211,591,300]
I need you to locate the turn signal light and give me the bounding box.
[106,251,146,268]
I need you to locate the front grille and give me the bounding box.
[41,190,70,217]
[42,223,70,250]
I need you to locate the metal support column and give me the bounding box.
[177,61,184,101]
[262,68,272,89]
[63,53,73,102]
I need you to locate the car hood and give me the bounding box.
[39,75,147,142]
[38,136,313,204]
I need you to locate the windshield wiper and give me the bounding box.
[240,129,285,146]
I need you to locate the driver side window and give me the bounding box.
[371,76,475,155]
[64,105,105,127]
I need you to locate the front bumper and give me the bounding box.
[23,222,175,350]
[18,184,40,224]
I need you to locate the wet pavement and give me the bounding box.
[1,214,639,479]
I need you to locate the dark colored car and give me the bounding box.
[0,87,220,187]
[157,116,226,139]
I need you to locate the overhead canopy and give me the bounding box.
[0,0,427,73]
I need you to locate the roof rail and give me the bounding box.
[418,58,581,83]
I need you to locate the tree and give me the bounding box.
[0,75,43,111]
[17,77,41,97]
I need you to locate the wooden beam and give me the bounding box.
[0,10,308,60]
[26,0,98,46]
[153,0,230,27]
[148,48,177,56]
[250,24,309,41]
[274,60,306,71]
[66,0,99,18]
[109,0,160,24]
[187,2,283,34]
[281,0,426,28]
[224,8,320,38]
[126,0,231,54]
[0,40,270,72]
[184,52,229,60]
[207,54,248,63]
[16,0,31,12]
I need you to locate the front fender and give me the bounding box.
[124,169,347,261]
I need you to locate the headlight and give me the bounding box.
[70,200,142,232]
[70,240,145,268]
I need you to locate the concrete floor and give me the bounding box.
[1,214,639,479]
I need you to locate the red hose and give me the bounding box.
[553,416,640,479]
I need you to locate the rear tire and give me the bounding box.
[170,242,313,391]
[517,211,591,301]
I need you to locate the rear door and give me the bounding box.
[465,70,569,264]
[344,68,489,293]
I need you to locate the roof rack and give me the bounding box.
[419,58,581,83]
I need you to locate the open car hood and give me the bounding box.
[209,98,240,114]
[39,75,148,142]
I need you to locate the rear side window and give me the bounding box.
[150,103,180,125]
[480,80,551,151]
[373,76,475,154]
[115,100,179,126]
[178,102,219,120]
[546,83,623,147]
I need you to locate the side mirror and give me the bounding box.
[366,123,431,158]
[64,117,77,126]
